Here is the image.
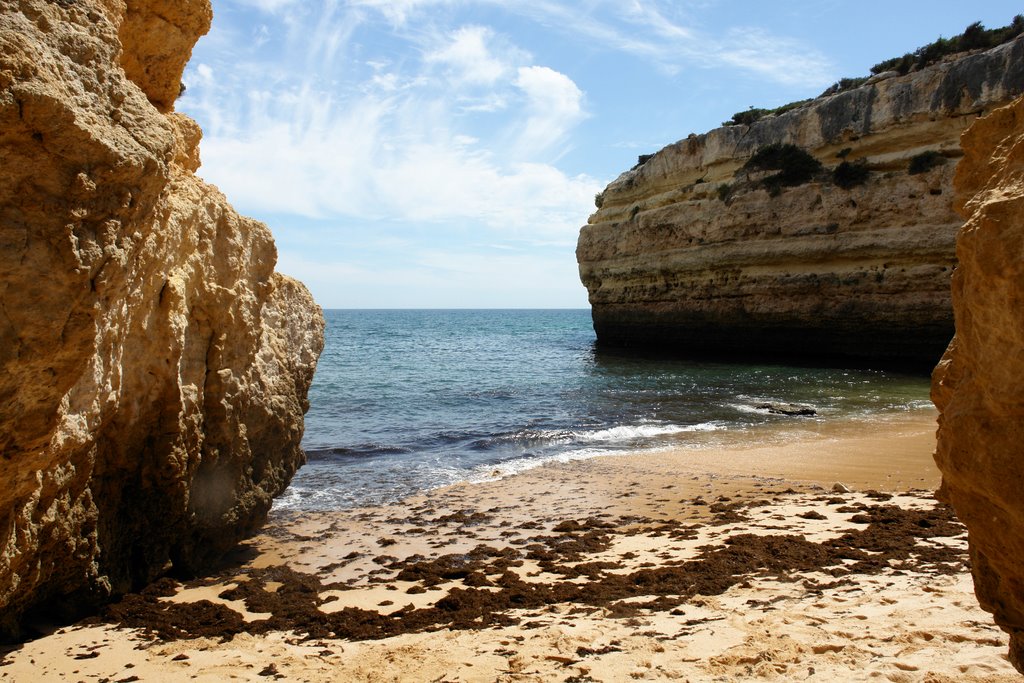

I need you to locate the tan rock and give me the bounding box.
[577,37,1024,366]
[932,94,1024,672]
[0,0,324,636]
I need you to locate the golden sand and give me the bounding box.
[1,409,1018,682]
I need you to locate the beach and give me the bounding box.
[1,409,1018,682]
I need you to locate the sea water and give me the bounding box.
[275,309,933,511]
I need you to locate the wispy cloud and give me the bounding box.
[186,11,600,236]
[230,0,303,13]
[344,0,835,87]
[714,27,834,86]
[185,0,840,306]
[348,0,453,25]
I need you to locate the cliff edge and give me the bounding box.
[577,37,1024,367]
[0,0,325,636]
[932,94,1024,672]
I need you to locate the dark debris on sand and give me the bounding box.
[95,500,968,644]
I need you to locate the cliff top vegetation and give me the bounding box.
[723,15,1024,128]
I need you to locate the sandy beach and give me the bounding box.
[1,409,1019,682]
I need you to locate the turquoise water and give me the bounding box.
[277,309,933,511]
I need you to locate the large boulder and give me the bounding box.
[932,94,1024,671]
[0,0,324,637]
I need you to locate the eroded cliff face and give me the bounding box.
[0,0,324,636]
[577,37,1024,366]
[932,95,1024,672]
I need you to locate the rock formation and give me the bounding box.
[932,94,1024,672]
[577,37,1024,367]
[0,0,324,637]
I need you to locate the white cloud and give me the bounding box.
[715,27,834,87]
[513,66,586,157]
[231,0,302,13]
[194,63,215,85]
[190,4,598,238]
[335,1,835,87]
[348,0,452,25]
[186,0,839,308]
[426,26,516,87]
[621,0,694,41]
[195,82,600,238]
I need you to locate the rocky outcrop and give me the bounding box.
[932,95,1024,672]
[0,0,324,637]
[577,37,1024,367]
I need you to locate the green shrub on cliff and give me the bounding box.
[832,160,870,189]
[743,143,823,195]
[725,107,772,127]
[908,150,947,175]
[819,77,869,97]
[723,99,813,127]
[720,14,1024,124]
[632,153,655,170]
[870,16,1024,76]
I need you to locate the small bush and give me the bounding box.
[716,184,733,202]
[632,154,655,170]
[743,143,823,194]
[820,77,869,97]
[836,147,852,159]
[833,160,870,189]
[725,107,771,127]
[870,53,916,76]
[594,192,605,209]
[908,150,947,175]
[723,100,813,127]
[774,99,813,116]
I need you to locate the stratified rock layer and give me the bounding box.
[577,37,1024,367]
[0,0,324,636]
[932,94,1024,672]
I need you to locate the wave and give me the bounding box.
[309,421,725,461]
[305,443,414,460]
[574,422,722,442]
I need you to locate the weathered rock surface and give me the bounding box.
[932,94,1024,672]
[0,0,324,637]
[577,37,1024,367]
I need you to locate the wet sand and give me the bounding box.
[1,409,1019,682]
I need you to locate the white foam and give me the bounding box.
[464,447,630,484]
[573,422,722,442]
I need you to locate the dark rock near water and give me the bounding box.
[756,403,817,417]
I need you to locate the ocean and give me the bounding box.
[275,309,933,511]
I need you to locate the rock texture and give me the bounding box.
[932,94,1024,672]
[577,37,1024,367]
[0,0,324,637]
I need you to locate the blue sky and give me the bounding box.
[181,1,1021,309]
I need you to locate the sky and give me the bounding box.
[181,1,1022,309]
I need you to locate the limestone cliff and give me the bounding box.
[932,94,1024,672]
[0,0,324,636]
[577,37,1024,366]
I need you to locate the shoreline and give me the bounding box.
[2,410,1018,681]
[280,406,940,514]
